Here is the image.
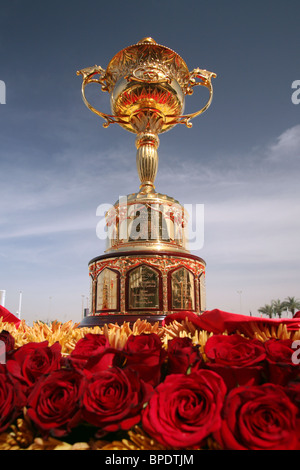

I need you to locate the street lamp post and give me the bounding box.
[237,290,242,315]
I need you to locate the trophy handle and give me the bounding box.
[77,66,127,128]
[170,68,216,128]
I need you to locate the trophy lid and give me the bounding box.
[104,37,191,95]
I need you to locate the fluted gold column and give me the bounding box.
[135,132,159,193]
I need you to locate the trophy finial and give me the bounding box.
[137,37,157,44]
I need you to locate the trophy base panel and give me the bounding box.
[78,314,167,328]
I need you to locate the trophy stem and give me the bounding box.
[135,132,159,193]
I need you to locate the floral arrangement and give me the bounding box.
[0,315,299,451]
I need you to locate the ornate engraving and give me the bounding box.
[105,39,190,94]
[130,65,171,84]
[96,268,118,311]
[199,272,206,312]
[105,197,189,254]
[128,265,160,309]
[76,65,107,90]
[186,68,217,95]
[171,267,195,310]
[89,253,205,315]
[77,37,216,135]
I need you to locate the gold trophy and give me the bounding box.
[77,38,216,326]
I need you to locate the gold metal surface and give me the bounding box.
[128,265,160,310]
[171,267,195,310]
[77,38,216,191]
[88,251,206,315]
[77,37,216,132]
[78,38,212,321]
[96,268,118,311]
[105,191,189,254]
[135,132,159,192]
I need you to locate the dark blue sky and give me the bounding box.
[0,0,299,323]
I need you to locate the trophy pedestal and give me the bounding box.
[79,250,206,328]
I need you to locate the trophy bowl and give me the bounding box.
[110,76,185,134]
[77,37,216,192]
[106,37,189,134]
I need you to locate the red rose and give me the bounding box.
[264,338,299,385]
[27,368,84,438]
[70,333,108,361]
[204,334,266,389]
[214,383,299,450]
[81,347,125,377]
[6,341,62,393]
[0,365,26,432]
[123,333,166,386]
[205,334,266,366]
[142,370,226,449]
[82,367,153,434]
[286,381,300,438]
[69,333,120,372]
[287,381,300,412]
[167,337,202,374]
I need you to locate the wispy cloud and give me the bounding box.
[266,124,300,162]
